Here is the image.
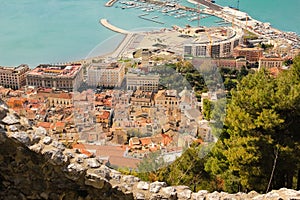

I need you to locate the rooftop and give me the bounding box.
[28,63,82,78]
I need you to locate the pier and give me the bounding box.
[105,0,118,7]
[138,15,164,25]
[99,19,130,34]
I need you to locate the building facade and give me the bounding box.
[183,27,243,59]
[126,73,159,92]
[0,64,29,90]
[258,57,284,69]
[87,62,125,88]
[26,63,83,92]
[233,46,264,62]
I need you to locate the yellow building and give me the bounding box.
[87,62,125,88]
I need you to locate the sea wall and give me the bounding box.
[0,100,299,200]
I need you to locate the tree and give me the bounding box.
[206,56,300,192]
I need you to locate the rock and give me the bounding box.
[2,114,19,125]
[253,194,265,200]
[65,152,75,159]
[67,163,86,173]
[136,192,146,200]
[51,141,65,151]
[35,126,47,135]
[121,183,132,192]
[110,169,122,181]
[278,188,300,197]
[206,191,220,200]
[150,194,162,200]
[87,158,101,168]
[161,186,176,199]
[95,166,111,180]
[150,181,166,193]
[19,117,30,128]
[43,136,52,145]
[265,191,280,199]
[11,132,31,146]
[31,134,41,145]
[137,181,149,190]
[9,125,18,132]
[192,192,205,200]
[177,189,192,199]
[122,175,139,185]
[52,149,67,165]
[29,143,44,153]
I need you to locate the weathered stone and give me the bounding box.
[35,126,47,135]
[85,171,107,189]
[192,192,205,200]
[51,140,65,151]
[150,194,162,200]
[178,189,192,199]
[87,158,101,168]
[31,134,41,145]
[51,149,67,165]
[9,125,18,132]
[2,114,19,125]
[206,191,220,200]
[123,175,139,185]
[67,163,86,172]
[95,166,111,179]
[110,169,122,181]
[11,132,31,146]
[43,136,52,145]
[265,191,280,199]
[161,186,177,199]
[121,183,132,192]
[19,117,30,128]
[65,152,75,159]
[136,192,146,200]
[150,181,166,193]
[137,181,150,190]
[29,143,44,153]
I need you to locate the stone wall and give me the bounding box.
[0,100,299,200]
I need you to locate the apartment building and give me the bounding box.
[259,56,284,69]
[26,63,83,91]
[126,72,159,92]
[0,64,29,90]
[87,62,125,88]
[233,46,264,62]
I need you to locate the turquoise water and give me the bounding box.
[0,0,299,67]
[216,0,300,34]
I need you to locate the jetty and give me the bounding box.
[100,19,130,34]
[138,14,164,25]
[105,0,118,7]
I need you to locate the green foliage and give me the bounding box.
[202,99,213,120]
[154,56,300,193]
[206,57,300,192]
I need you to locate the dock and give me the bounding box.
[105,0,118,7]
[99,19,130,34]
[138,15,164,25]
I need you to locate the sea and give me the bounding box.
[0,0,299,67]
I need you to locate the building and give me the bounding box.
[258,56,284,69]
[126,72,159,92]
[130,90,154,107]
[155,90,180,109]
[233,46,263,62]
[87,62,125,88]
[26,63,83,92]
[212,57,247,69]
[0,64,29,90]
[183,27,243,59]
